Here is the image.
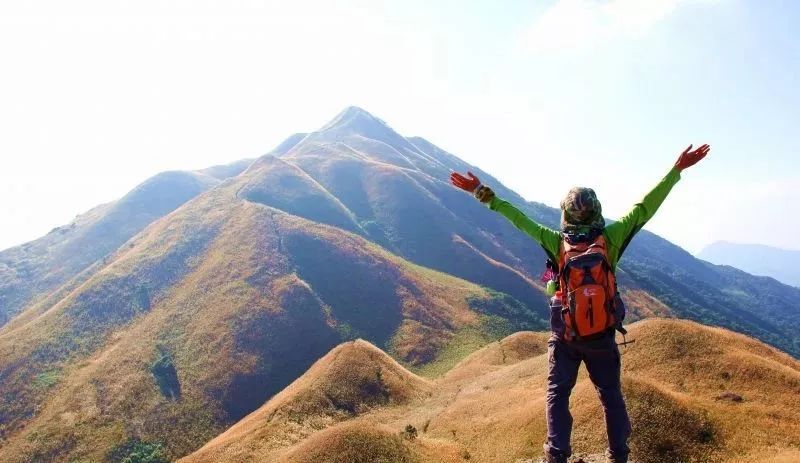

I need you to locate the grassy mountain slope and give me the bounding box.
[270,113,549,316]
[0,167,244,327]
[182,319,800,463]
[0,179,539,462]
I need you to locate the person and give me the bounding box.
[449,144,710,463]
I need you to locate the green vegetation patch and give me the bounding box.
[467,288,547,332]
[335,321,363,342]
[413,290,547,378]
[106,438,168,463]
[33,369,61,389]
[412,316,505,379]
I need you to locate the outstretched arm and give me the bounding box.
[450,171,561,261]
[605,144,710,266]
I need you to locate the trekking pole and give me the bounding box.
[617,333,636,348]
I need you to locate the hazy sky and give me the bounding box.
[1,0,798,253]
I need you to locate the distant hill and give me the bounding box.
[698,241,800,288]
[181,319,800,463]
[0,160,253,327]
[198,158,254,180]
[0,170,218,327]
[1,107,800,461]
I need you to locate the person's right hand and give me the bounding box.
[450,171,481,192]
[674,144,710,171]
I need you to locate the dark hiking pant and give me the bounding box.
[543,333,631,463]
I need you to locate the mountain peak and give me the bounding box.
[318,105,389,135]
[301,106,438,168]
[338,105,375,118]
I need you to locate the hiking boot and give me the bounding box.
[605,448,628,463]
[543,454,568,463]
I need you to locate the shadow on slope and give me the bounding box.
[284,233,405,347]
[215,275,343,422]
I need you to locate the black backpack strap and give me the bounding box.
[542,246,559,272]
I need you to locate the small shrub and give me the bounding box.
[401,424,418,440]
[715,391,743,403]
[150,347,181,400]
[33,370,60,389]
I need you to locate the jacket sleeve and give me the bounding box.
[604,167,682,267]
[488,196,562,261]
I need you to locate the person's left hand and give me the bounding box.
[450,171,481,192]
[675,144,711,171]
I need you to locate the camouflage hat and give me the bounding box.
[560,187,605,230]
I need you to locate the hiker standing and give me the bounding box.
[450,144,710,463]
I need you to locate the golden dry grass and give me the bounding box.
[181,318,800,463]
[279,421,419,463]
[183,339,431,462]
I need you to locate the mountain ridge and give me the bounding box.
[698,240,800,287]
[0,168,226,326]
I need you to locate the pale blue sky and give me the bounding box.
[1,0,797,253]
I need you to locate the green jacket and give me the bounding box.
[487,167,682,271]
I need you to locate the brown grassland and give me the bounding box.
[182,319,800,463]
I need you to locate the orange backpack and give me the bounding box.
[558,232,618,341]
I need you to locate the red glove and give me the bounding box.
[450,171,481,192]
[675,144,710,171]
